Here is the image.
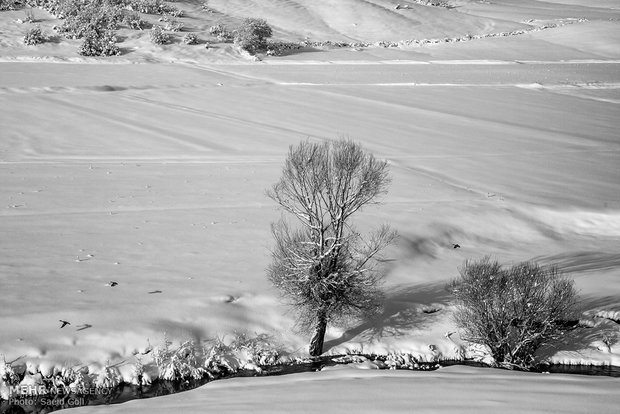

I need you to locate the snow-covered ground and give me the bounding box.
[69,365,620,414]
[1,0,619,412]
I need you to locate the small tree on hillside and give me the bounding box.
[267,139,396,356]
[78,29,120,56]
[234,17,272,55]
[449,257,579,369]
[0,0,23,11]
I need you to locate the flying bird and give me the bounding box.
[59,320,70,328]
[107,281,118,287]
[453,244,461,249]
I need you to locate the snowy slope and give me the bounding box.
[70,366,620,414]
[0,0,619,412]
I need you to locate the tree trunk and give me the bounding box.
[309,312,327,356]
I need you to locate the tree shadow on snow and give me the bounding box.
[324,282,452,351]
[539,294,620,358]
[541,324,617,358]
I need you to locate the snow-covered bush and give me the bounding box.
[123,10,148,30]
[233,17,272,55]
[1,359,20,386]
[266,41,301,56]
[203,337,240,376]
[23,25,44,45]
[175,341,206,380]
[55,0,124,39]
[1,362,99,398]
[449,258,579,369]
[152,336,174,378]
[229,332,280,366]
[78,29,120,56]
[153,338,205,381]
[202,332,282,377]
[29,0,60,16]
[95,363,122,389]
[209,23,232,42]
[128,0,182,17]
[149,24,169,44]
[125,356,144,385]
[201,3,215,14]
[159,14,182,32]
[148,333,279,382]
[48,366,75,394]
[67,367,95,394]
[182,32,198,45]
[385,352,419,369]
[0,0,24,11]
[18,372,47,395]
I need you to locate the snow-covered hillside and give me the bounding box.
[0,0,619,412]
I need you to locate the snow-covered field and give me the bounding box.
[1,0,619,412]
[69,365,620,414]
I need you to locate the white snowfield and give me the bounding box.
[70,365,620,414]
[0,0,619,412]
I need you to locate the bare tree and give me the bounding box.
[267,139,396,356]
[449,257,579,369]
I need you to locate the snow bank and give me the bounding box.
[68,366,620,414]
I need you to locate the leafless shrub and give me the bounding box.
[601,330,618,353]
[449,257,579,369]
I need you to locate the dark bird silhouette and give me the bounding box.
[108,281,118,287]
[59,320,70,328]
[148,290,162,294]
[453,244,461,249]
[76,324,92,331]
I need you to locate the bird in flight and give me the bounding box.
[59,320,71,328]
